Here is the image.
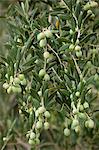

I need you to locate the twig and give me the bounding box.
[47,44,62,66]
[71,54,82,76]
[1,119,17,150]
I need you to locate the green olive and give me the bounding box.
[69,44,75,51]
[44,74,50,81]
[18,74,25,80]
[44,30,52,38]
[39,38,47,47]
[76,51,82,57]
[36,121,43,129]
[69,29,74,35]
[83,101,89,109]
[39,69,46,77]
[44,122,50,130]
[43,51,50,59]
[44,111,50,118]
[64,128,70,136]
[14,77,20,84]
[3,83,9,89]
[75,45,81,51]
[37,32,45,41]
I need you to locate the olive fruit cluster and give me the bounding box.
[3,74,26,94]
[69,43,82,58]
[39,69,50,81]
[84,1,98,11]
[27,106,50,146]
[35,106,50,130]
[75,45,82,58]
[65,100,95,134]
[37,29,53,47]
[64,114,94,136]
[26,130,40,146]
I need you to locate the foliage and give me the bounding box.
[0,0,99,149]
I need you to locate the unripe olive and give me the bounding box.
[38,117,43,122]
[20,79,27,85]
[44,30,52,38]
[26,133,30,138]
[3,137,7,141]
[43,51,50,59]
[76,51,82,57]
[71,119,79,129]
[75,91,80,97]
[44,122,50,130]
[39,38,47,47]
[90,14,95,19]
[7,86,12,94]
[37,32,45,41]
[44,111,50,118]
[12,86,22,93]
[3,83,9,89]
[87,61,92,67]
[38,106,46,114]
[27,95,32,101]
[38,91,42,97]
[84,2,91,10]
[92,48,97,54]
[90,1,98,8]
[47,54,54,63]
[19,109,22,114]
[83,101,89,109]
[78,113,86,120]
[14,77,20,84]
[12,86,17,93]
[85,120,88,128]
[87,119,94,128]
[69,29,74,35]
[69,44,75,51]
[75,45,81,51]
[74,126,80,133]
[28,139,35,145]
[17,38,22,43]
[35,138,40,144]
[79,104,84,111]
[16,86,22,93]
[64,128,70,136]
[44,74,50,81]
[36,121,42,129]
[39,69,46,77]
[73,108,78,114]
[30,132,35,139]
[18,74,25,80]
[36,133,40,138]
[87,10,92,15]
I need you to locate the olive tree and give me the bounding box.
[0,0,99,149]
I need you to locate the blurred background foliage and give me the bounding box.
[0,0,99,150]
